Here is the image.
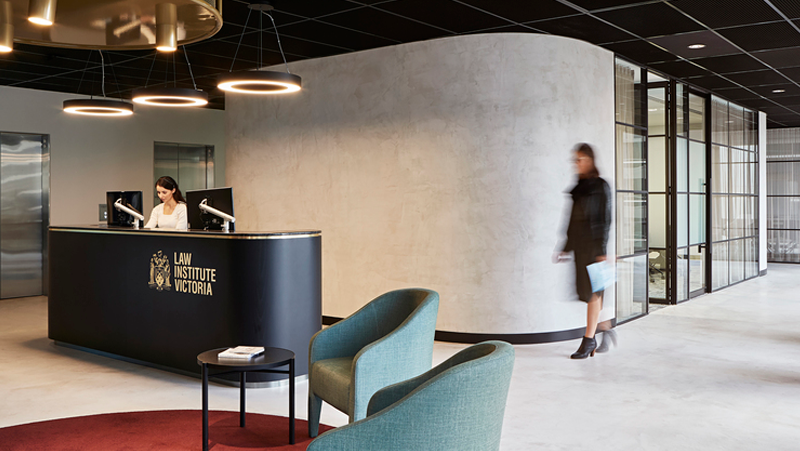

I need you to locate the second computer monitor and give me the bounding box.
[186,187,235,231]
[106,191,143,227]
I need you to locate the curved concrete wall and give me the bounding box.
[226,33,615,337]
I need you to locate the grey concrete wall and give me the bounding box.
[0,85,225,225]
[226,33,615,335]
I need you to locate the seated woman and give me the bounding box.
[144,176,188,230]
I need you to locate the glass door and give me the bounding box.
[674,91,709,301]
[647,79,668,303]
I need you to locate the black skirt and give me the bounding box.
[574,251,603,302]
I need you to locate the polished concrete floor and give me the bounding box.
[1,264,799,450]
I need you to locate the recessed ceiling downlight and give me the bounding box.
[63,99,134,116]
[217,71,301,94]
[773,89,786,93]
[132,87,208,107]
[688,44,706,49]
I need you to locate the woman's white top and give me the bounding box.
[144,202,188,230]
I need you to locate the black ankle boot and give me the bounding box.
[570,336,597,359]
[596,329,617,353]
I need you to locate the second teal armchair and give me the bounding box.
[306,341,515,451]
[307,288,439,437]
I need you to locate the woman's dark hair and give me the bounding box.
[575,142,600,178]
[155,176,186,203]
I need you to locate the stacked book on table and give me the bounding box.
[218,346,265,360]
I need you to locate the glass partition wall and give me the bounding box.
[710,98,759,286]
[614,57,759,317]
[615,59,648,322]
[647,78,668,303]
[766,128,800,262]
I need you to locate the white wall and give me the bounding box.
[0,86,225,225]
[226,34,615,336]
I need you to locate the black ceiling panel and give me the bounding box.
[724,69,791,86]
[567,1,655,11]
[260,0,365,18]
[711,87,761,100]
[648,60,710,78]
[601,39,677,65]
[461,24,545,35]
[595,2,704,38]
[317,8,445,42]
[375,0,508,34]
[529,14,634,45]
[769,0,800,20]
[456,0,579,23]
[671,0,783,29]
[690,53,768,73]
[716,22,800,52]
[649,30,741,59]
[770,95,800,106]
[776,66,800,83]
[746,83,800,97]
[684,74,739,90]
[735,97,783,109]
[751,47,800,69]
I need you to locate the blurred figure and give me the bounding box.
[555,143,614,359]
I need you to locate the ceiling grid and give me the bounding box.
[1,0,800,127]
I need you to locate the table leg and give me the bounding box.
[240,371,246,428]
[202,363,209,451]
[290,359,295,444]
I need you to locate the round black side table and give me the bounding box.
[197,347,295,451]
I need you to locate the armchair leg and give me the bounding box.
[308,391,322,438]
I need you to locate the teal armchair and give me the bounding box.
[307,288,440,437]
[306,341,515,451]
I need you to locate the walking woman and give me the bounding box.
[556,143,614,359]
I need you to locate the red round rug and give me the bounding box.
[0,410,334,450]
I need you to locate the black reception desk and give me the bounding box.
[48,225,321,384]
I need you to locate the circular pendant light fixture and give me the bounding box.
[63,50,134,117]
[132,46,208,108]
[63,98,133,116]
[217,1,301,95]
[218,70,301,94]
[132,86,208,107]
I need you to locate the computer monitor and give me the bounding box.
[106,191,143,226]
[186,187,235,231]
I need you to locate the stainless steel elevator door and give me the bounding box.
[154,142,215,205]
[1,133,49,299]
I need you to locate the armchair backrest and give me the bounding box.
[309,288,439,363]
[308,341,515,451]
[356,288,437,348]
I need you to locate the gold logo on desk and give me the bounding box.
[148,250,172,291]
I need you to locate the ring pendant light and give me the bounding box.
[63,50,134,117]
[217,1,301,95]
[132,47,208,107]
